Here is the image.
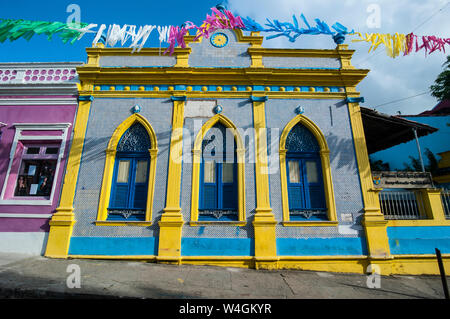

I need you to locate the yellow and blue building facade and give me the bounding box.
[44,29,450,275]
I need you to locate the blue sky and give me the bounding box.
[0,0,449,115]
[0,0,221,61]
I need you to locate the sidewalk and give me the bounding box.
[0,253,448,299]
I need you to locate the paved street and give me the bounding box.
[0,253,448,300]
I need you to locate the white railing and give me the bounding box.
[379,190,425,220]
[441,189,450,219]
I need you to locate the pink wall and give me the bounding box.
[0,97,77,232]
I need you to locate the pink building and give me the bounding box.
[0,63,81,255]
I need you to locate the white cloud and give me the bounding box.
[228,0,450,114]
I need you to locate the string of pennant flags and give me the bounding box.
[0,5,448,58]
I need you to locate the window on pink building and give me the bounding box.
[0,123,71,206]
[14,144,59,197]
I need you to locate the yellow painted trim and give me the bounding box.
[69,255,157,261]
[158,96,186,260]
[181,254,450,275]
[277,256,368,273]
[181,256,254,269]
[94,221,153,227]
[335,44,355,69]
[90,91,348,100]
[189,221,247,226]
[250,97,277,265]
[190,114,246,223]
[96,113,158,224]
[420,188,447,222]
[282,221,339,227]
[346,95,390,259]
[77,67,369,88]
[65,254,450,275]
[252,99,272,212]
[387,219,450,227]
[163,98,185,214]
[434,174,450,184]
[247,47,355,59]
[279,114,337,224]
[45,98,92,258]
[86,47,191,57]
[390,254,450,275]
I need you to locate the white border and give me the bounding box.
[0,213,52,218]
[0,123,71,206]
[0,98,78,106]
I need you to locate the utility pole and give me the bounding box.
[412,128,425,172]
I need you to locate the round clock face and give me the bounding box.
[211,32,229,48]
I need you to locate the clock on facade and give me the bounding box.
[210,32,229,48]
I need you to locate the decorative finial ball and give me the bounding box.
[296,106,305,115]
[333,33,345,45]
[216,4,226,12]
[132,105,141,114]
[214,105,223,114]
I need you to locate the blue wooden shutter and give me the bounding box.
[111,184,129,208]
[305,159,326,210]
[132,159,149,209]
[201,161,217,209]
[308,185,326,209]
[287,159,305,209]
[203,184,217,209]
[133,184,147,209]
[288,185,304,209]
[220,162,237,210]
[111,160,131,208]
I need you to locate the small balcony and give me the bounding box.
[373,171,449,223]
[379,189,426,220]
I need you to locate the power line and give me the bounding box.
[354,1,449,65]
[373,91,430,109]
[412,1,449,32]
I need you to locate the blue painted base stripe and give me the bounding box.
[387,226,450,255]
[387,226,450,239]
[277,238,367,256]
[69,237,158,256]
[181,237,253,256]
[389,239,450,255]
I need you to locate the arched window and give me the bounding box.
[285,123,327,220]
[190,114,246,225]
[199,123,238,221]
[108,123,151,221]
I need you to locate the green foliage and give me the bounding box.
[369,158,390,171]
[430,55,450,101]
[402,148,439,174]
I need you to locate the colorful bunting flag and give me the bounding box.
[0,6,448,59]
